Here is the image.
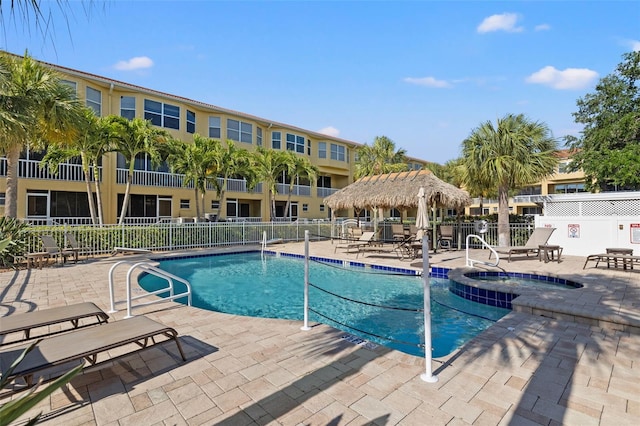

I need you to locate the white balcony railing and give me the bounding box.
[276,183,312,196]
[0,158,100,182]
[115,169,261,193]
[317,187,339,197]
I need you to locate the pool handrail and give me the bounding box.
[108,260,192,318]
[466,234,500,268]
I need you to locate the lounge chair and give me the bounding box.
[334,231,376,253]
[0,316,186,387]
[65,232,92,261]
[491,227,556,262]
[111,247,152,256]
[40,235,78,265]
[583,250,639,270]
[1,302,109,345]
[437,225,454,250]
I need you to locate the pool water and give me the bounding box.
[138,253,509,357]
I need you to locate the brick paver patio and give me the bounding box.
[1,241,638,425]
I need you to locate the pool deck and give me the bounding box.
[1,241,639,425]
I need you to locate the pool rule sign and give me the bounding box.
[568,224,580,238]
[632,223,640,244]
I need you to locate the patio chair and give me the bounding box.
[40,235,78,265]
[64,232,92,261]
[0,316,186,387]
[334,231,376,253]
[1,302,109,345]
[490,227,556,262]
[437,225,454,250]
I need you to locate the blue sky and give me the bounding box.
[2,1,639,164]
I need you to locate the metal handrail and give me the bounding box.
[465,234,500,268]
[108,260,192,318]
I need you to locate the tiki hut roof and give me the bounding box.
[323,169,471,210]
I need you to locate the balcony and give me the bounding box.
[317,187,339,197]
[116,169,262,193]
[276,183,312,196]
[0,158,100,182]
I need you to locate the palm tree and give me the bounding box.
[108,116,168,224]
[0,52,83,218]
[354,135,408,179]
[461,114,558,247]
[282,151,318,219]
[210,140,252,221]
[41,110,116,225]
[251,147,289,220]
[165,134,220,220]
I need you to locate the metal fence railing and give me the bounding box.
[18,220,535,257]
[22,222,334,256]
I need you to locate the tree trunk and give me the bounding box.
[194,187,201,220]
[81,153,98,225]
[270,190,277,221]
[4,145,20,218]
[93,161,104,226]
[118,170,133,225]
[216,179,227,221]
[497,185,510,247]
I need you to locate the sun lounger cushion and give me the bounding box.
[111,247,152,256]
[1,302,109,344]
[0,316,186,386]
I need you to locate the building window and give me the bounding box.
[330,143,346,161]
[256,127,262,146]
[227,119,253,143]
[320,204,325,212]
[555,183,586,194]
[318,142,327,159]
[86,86,101,115]
[180,199,190,209]
[0,192,5,206]
[209,116,221,138]
[517,186,541,196]
[211,200,220,210]
[302,204,308,212]
[286,133,305,153]
[61,80,77,95]
[522,207,542,215]
[307,139,311,155]
[144,99,180,130]
[272,131,281,149]
[186,110,196,134]
[120,96,136,120]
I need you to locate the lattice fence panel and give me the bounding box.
[545,198,640,216]
[544,202,581,216]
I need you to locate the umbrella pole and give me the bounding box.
[301,230,311,331]
[421,236,438,383]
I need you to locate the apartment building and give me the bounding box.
[465,150,587,216]
[0,55,427,224]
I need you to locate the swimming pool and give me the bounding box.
[138,252,510,357]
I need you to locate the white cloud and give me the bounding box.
[525,66,599,90]
[113,56,154,71]
[318,126,340,137]
[626,39,640,52]
[403,76,452,88]
[477,13,524,34]
[534,23,551,31]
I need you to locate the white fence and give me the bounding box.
[535,215,639,256]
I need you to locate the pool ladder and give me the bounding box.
[466,234,500,268]
[108,260,192,318]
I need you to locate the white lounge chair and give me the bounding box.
[334,231,376,253]
[491,227,556,262]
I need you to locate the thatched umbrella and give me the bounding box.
[324,170,471,245]
[324,169,471,212]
